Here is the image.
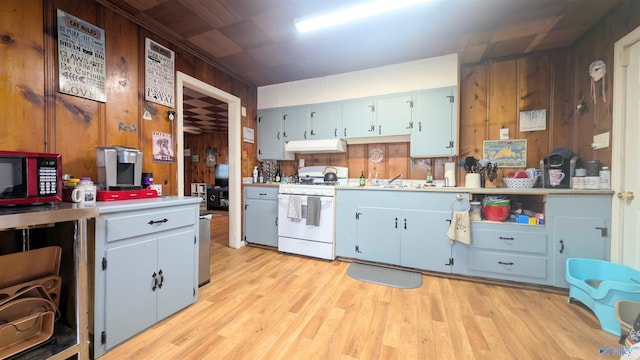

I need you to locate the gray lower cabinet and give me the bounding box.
[336,189,468,273]
[243,186,279,247]
[467,222,549,285]
[92,197,200,358]
[546,194,611,288]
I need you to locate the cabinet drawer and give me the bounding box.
[104,206,196,242]
[245,186,278,200]
[471,224,546,254]
[468,250,547,279]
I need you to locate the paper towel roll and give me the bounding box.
[444,162,456,187]
[465,173,481,188]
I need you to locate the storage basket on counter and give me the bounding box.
[503,176,538,189]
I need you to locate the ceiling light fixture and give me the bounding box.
[294,0,430,33]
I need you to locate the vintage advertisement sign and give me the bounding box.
[57,9,107,102]
[152,131,175,163]
[145,38,175,107]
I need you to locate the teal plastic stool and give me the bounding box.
[566,258,640,336]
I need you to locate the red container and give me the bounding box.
[481,205,510,222]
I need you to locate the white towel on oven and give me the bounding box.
[306,196,321,226]
[287,195,302,221]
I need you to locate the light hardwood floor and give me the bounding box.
[101,212,619,359]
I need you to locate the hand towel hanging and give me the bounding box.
[447,210,471,245]
[287,195,302,221]
[306,196,321,226]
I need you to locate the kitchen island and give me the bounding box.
[336,186,613,288]
[89,196,201,358]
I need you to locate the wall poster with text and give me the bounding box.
[145,38,175,107]
[152,131,175,163]
[56,9,107,102]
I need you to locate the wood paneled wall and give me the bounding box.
[3,0,638,193]
[0,0,257,196]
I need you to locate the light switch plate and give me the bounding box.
[299,159,305,168]
[500,128,509,140]
[592,132,610,149]
[241,106,247,117]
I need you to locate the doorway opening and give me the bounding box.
[176,72,243,249]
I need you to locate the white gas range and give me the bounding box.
[277,166,348,260]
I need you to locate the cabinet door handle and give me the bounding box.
[152,272,158,291]
[277,132,280,140]
[158,269,164,289]
[378,125,381,135]
[344,128,347,137]
[148,218,168,225]
[334,128,337,137]
[395,217,398,228]
[595,227,608,237]
[419,122,422,131]
[275,217,278,226]
[499,236,514,240]
[404,218,407,229]
[304,130,307,139]
[259,193,267,196]
[498,261,514,266]
[559,239,565,254]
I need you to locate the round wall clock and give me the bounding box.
[369,147,384,163]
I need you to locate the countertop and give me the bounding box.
[336,185,615,195]
[95,196,202,214]
[0,202,99,230]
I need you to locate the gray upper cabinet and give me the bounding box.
[257,86,459,153]
[310,102,342,139]
[342,97,376,138]
[257,109,294,161]
[282,106,309,142]
[375,93,413,136]
[411,86,457,157]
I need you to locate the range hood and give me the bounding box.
[284,139,347,154]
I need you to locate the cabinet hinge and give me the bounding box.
[447,95,454,103]
[101,331,107,344]
[355,245,362,253]
[258,117,261,123]
[194,235,197,244]
[445,257,454,266]
[102,257,107,270]
[356,212,362,220]
[193,287,196,297]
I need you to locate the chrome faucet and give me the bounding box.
[389,173,403,184]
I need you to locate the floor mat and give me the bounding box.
[346,262,423,289]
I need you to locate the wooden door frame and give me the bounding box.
[176,72,243,249]
[611,26,640,264]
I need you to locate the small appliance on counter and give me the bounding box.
[539,147,582,188]
[96,146,143,190]
[0,150,62,206]
[96,146,158,201]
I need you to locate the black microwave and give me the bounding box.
[0,151,62,205]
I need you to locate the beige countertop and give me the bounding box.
[336,184,614,195]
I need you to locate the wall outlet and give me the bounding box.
[592,132,610,149]
[299,159,305,168]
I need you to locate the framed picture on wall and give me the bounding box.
[483,139,527,167]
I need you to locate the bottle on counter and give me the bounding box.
[359,171,366,186]
[599,166,611,189]
[426,168,433,184]
[275,166,281,183]
[258,167,264,183]
[253,166,259,183]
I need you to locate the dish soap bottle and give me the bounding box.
[359,171,366,186]
[426,168,433,185]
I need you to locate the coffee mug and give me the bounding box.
[548,169,565,186]
[71,187,85,203]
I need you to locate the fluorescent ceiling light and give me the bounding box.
[295,0,430,33]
